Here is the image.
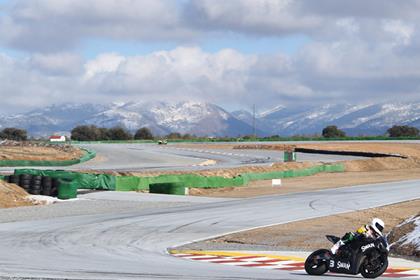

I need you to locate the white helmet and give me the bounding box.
[371,218,385,236]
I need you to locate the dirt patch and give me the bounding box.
[344,157,420,172]
[125,161,320,178]
[0,142,83,161]
[0,181,34,208]
[204,200,420,258]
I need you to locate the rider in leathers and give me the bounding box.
[331,218,385,255]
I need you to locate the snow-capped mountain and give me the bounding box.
[88,101,259,136]
[235,102,420,136]
[0,104,107,136]
[0,101,257,137]
[1,101,420,137]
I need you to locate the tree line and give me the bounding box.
[321,125,420,138]
[70,125,153,141]
[0,124,419,141]
[70,125,201,141]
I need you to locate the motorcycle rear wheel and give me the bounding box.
[360,254,388,279]
[304,249,330,275]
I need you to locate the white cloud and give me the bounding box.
[84,53,125,80]
[2,1,420,112]
[383,20,414,46]
[30,53,83,76]
[186,0,322,35]
[0,0,194,52]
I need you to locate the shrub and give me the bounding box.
[387,125,419,137]
[134,127,154,140]
[0,127,27,141]
[322,125,346,138]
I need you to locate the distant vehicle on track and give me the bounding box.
[158,139,168,145]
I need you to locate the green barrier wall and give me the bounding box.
[0,175,4,181]
[115,163,345,191]
[14,169,115,190]
[0,148,96,167]
[149,182,186,195]
[14,163,344,192]
[57,179,78,199]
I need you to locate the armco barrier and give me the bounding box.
[14,169,115,190]
[0,148,96,167]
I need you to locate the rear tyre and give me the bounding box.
[305,249,330,275]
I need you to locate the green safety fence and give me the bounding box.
[149,182,187,195]
[115,173,246,191]
[13,163,344,192]
[115,163,345,191]
[14,169,115,190]
[0,175,4,181]
[0,148,96,167]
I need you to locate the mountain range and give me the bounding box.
[0,101,419,137]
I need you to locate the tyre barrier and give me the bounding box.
[14,169,115,190]
[3,174,75,198]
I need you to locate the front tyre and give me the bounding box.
[360,253,388,279]
[305,249,330,275]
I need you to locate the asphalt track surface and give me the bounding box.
[0,180,419,279]
[76,143,366,170]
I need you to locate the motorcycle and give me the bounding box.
[305,234,389,278]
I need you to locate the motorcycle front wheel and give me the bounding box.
[360,253,388,279]
[304,249,330,275]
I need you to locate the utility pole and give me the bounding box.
[253,104,256,139]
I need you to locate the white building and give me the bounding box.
[49,135,66,142]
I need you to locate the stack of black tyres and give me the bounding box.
[30,175,42,195]
[3,174,59,197]
[19,174,31,192]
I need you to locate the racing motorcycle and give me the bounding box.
[304,234,389,278]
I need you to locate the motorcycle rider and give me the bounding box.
[331,218,385,255]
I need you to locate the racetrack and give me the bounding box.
[0,180,419,279]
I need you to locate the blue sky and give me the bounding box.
[0,0,419,114]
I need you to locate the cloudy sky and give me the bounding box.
[1,0,420,114]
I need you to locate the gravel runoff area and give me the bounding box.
[0,141,83,161]
[177,199,420,261]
